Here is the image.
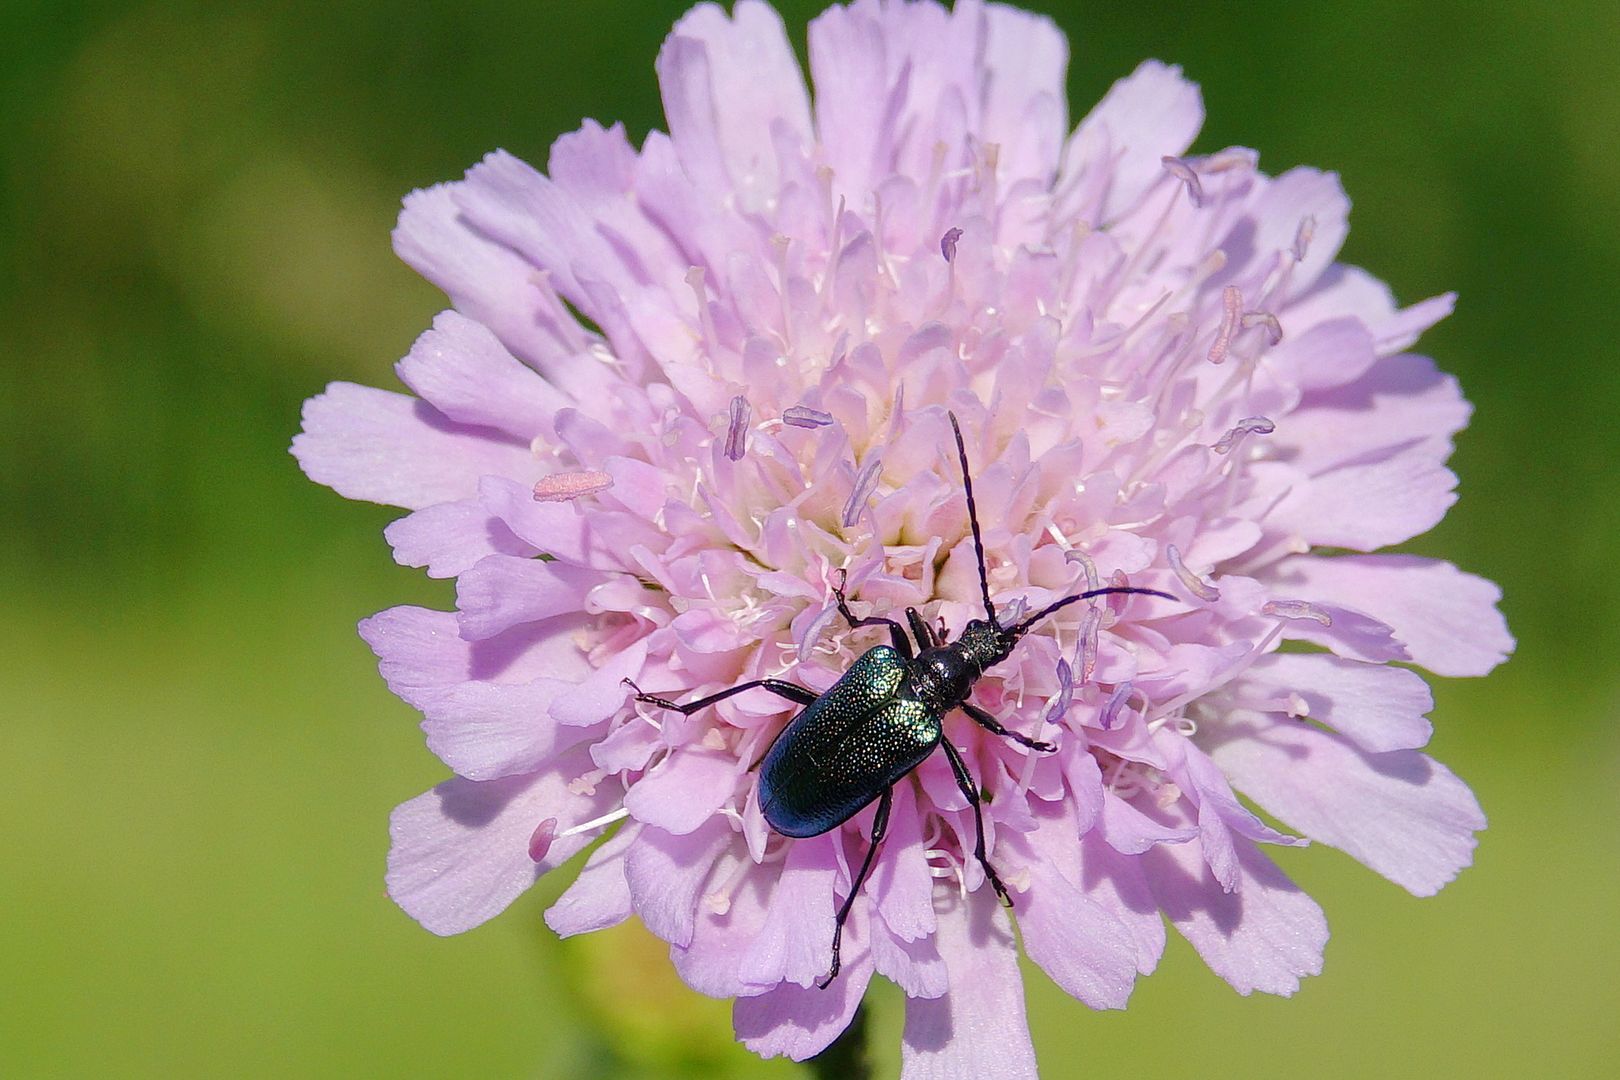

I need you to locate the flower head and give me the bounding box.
[293,0,1512,1071]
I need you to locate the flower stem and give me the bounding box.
[807,1003,869,1080]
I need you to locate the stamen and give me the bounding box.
[842,453,883,528]
[725,395,750,461]
[527,818,558,863]
[1242,310,1283,345]
[1207,285,1242,365]
[1102,681,1135,730]
[940,226,963,262]
[783,404,834,429]
[1064,549,1100,591]
[1262,599,1334,626]
[1045,657,1074,725]
[1079,604,1102,682]
[1166,543,1221,602]
[1161,155,1205,207]
[556,805,630,839]
[533,470,614,502]
[1293,215,1316,262]
[1202,146,1259,173]
[1212,415,1276,455]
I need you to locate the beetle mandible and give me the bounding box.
[626,411,1175,986]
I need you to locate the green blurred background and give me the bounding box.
[2,1,1615,1076]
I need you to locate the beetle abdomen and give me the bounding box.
[758,646,941,837]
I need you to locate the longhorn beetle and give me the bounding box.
[626,412,1175,986]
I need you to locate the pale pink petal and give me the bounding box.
[454,554,601,640]
[1269,554,1513,677]
[739,833,838,988]
[1282,352,1471,477]
[733,914,872,1061]
[658,0,813,206]
[1097,789,1198,855]
[1209,714,1486,895]
[384,498,536,579]
[1264,453,1457,551]
[622,748,745,835]
[901,886,1037,1080]
[358,606,591,706]
[548,640,647,727]
[1238,653,1434,753]
[292,383,534,510]
[392,182,589,368]
[395,309,568,439]
[1263,317,1376,392]
[416,678,601,781]
[870,782,936,942]
[625,818,735,948]
[1144,830,1328,997]
[1075,831,1165,975]
[672,857,772,998]
[1003,830,1138,1009]
[1058,60,1204,225]
[979,2,1069,184]
[870,913,948,999]
[545,822,639,937]
[386,746,616,935]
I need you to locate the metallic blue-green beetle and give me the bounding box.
[628,412,1173,986]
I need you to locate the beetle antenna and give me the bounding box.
[948,411,1001,630]
[1008,586,1177,640]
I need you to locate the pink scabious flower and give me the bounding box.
[293,0,1512,1071]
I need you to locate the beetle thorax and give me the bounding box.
[904,620,1011,713]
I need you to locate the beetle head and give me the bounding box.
[957,618,1014,673]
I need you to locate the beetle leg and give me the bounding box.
[960,700,1057,753]
[831,568,915,658]
[819,786,893,989]
[622,677,816,716]
[940,737,1012,906]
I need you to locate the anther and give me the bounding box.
[1064,549,1100,592]
[725,395,750,461]
[1211,416,1275,455]
[1208,286,1242,365]
[940,226,963,262]
[1045,657,1074,725]
[1293,215,1316,262]
[533,470,614,502]
[1102,682,1134,730]
[1161,155,1205,207]
[842,454,883,528]
[783,404,834,429]
[1166,544,1221,602]
[1262,599,1334,626]
[1242,310,1283,345]
[1079,605,1102,682]
[527,818,558,863]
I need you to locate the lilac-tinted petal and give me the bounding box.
[870,912,948,999]
[1269,554,1513,677]
[672,857,772,998]
[384,498,536,578]
[292,383,533,510]
[386,746,615,935]
[900,886,1037,1080]
[658,1,813,205]
[418,679,601,781]
[1076,831,1165,975]
[623,748,744,835]
[1003,830,1138,1009]
[392,182,589,369]
[980,2,1069,184]
[550,640,646,728]
[626,818,735,948]
[395,309,568,439]
[733,923,872,1061]
[739,834,838,988]
[1144,831,1328,997]
[1059,60,1203,225]
[1263,317,1376,392]
[1266,453,1457,551]
[545,822,639,937]
[1238,653,1434,753]
[870,781,935,941]
[455,555,601,640]
[1097,790,1198,855]
[1209,715,1485,896]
